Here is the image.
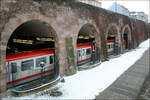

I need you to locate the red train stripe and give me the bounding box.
[7,69,54,85]
[6,49,54,62]
[77,58,91,63]
[77,44,93,49]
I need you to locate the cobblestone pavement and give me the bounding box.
[136,73,150,100]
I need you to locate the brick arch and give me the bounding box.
[74,21,102,66]
[121,24,132,49]
[0,13,60,96]
[121,24,132,41]
[75,22,101,47]
[105,23,122,55]
[105,23,120,41]
[1,13,59,49]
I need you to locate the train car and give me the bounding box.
[107,40,126,55]
[6,49,55,88]
[107,40,115,55]
[77,44,94,66]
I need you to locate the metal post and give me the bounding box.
[54,54,59,78]
[40,62,45,82]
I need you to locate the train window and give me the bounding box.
[107,44,110,49]
[49,56,53,64]
[11,63,17,73]
[21,60,33,71]
[77,50,81,57]
[6,64,8,73]
[109,45,111,49]
[83,49,85,55]
[36,57,47,67]
[111,44,113,48]
[113,44,114,48]
[86,48,91,55]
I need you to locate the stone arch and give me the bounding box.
[0,13,60,95]
[75,22,101,67]
[75,22,101,49]
[122,24,132,41]
[1,13,59,49]
[105,23,120,41]
[121,24,132,50]
[105,23,121,56]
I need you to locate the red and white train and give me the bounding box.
[77,44,95,66]
[6,40,125,88]
[6,49,55,88]
[107,40,126,55]
[6,44,95,88]
[107,40,115,55]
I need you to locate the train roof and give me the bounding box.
[77,44,93,49]
[6,49,54,62]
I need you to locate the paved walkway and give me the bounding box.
[96,49,150,100]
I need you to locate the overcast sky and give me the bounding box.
[98,0,149,19]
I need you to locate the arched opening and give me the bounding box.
[123,29,129,49]
[76,24,100,68]
[122,25,132,50]
[106,25,120,56]
[6,20,59,91]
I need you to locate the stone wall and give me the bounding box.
[0,0,149,97]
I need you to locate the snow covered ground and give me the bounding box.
[4,39,150,100]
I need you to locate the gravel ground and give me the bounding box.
[136,73,150,100]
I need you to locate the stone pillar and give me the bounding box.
[102,39,108,60]
[0,72,7,98]
[57,39,68,76]
[65,37,77,75]
[0,45,7,98]
[96,46,100,62]
[118,33,123,54]
[115,34,121,55]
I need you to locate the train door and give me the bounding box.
[86,47,91,59]
[112,43,114,52]
[6,62,11,87]
[77,49,82,61]
[54,53,59,77]
[7,61,19,87]
[81,48,86,61]
[91,42,97,63]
